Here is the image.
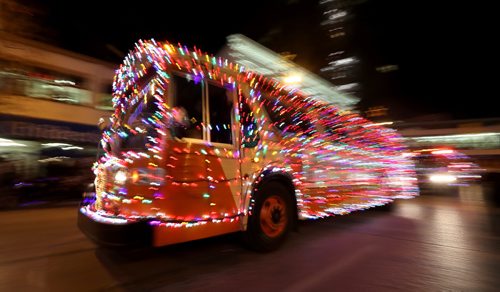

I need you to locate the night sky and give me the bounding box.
[41,0,492,121]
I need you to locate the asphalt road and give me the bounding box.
[1,185,499,291]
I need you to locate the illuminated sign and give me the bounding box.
[0,115,99,143]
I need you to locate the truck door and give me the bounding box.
[166,74,240,220]
[204,82,240,218]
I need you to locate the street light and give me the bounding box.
[283,74,302,85]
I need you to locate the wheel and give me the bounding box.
[244,181,293,252]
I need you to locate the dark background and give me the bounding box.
[39,0,493,121]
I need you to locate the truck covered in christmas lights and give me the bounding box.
[78,39,419,251]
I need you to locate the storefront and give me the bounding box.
[0,114,101,204]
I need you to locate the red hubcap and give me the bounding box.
[260,195,287,238]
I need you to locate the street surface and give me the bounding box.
[1,185,499,291]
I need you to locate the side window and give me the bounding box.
[172,74,203,139]
[208,83,232,144]
[240,99,259,148]
[262,94,313,136]
[321,111,347,140]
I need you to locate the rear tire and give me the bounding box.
[243,181,293,252]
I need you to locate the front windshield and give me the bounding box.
[108,75,165,157]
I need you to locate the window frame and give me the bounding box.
[170,71,238,148]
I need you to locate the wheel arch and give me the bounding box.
[246,167,299,231]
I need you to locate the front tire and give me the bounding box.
[244,181,293,252]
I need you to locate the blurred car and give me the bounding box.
[0,156,18,208]
[7,158,94,208]
[410,148,483,191]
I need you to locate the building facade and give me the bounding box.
[0,33,114,189]
[319,0,363,99]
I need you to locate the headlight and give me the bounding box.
[429,173,456,183]
[114,170,128,184]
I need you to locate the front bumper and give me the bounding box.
[77,206,152,247]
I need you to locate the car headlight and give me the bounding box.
[429,173,456,183]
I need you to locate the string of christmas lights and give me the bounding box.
[82,38,418,231]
